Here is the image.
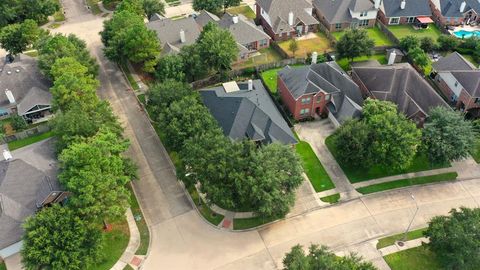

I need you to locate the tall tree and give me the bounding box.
[197,22,238,73]
[423,106,474,164]
[333,119,372,168]
[425,207,480,270]
[116,0,144,16]
[143,0,165,19]
[437,35,459,51]
[193,0,223,12]
[147,79,193,115]
[399,35,420,52]
[0,19,40,55]
[336,28,374,62]
[155,54,186,82]
[179,44,206,82]
[58,129,131,221]
[420,37,436,53]
[408,46,430,70]
[16,0,59,24]
[289,39,299,58]
[21,205,103,270]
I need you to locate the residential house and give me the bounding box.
[199,80,297,145]
[0,55,52,122]
[378,0,434,25]
[432,52,480,114]
[278,61,364,127]
[255,0,319,41]
[313,0,378,32]
[146,15,201,55]
[195,11,271,61]
[0,139,66,259]
[430,0,480,26]
[351,63,450,125]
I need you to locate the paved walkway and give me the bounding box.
[379,237,429,256]
[295,119,361,200]
[110,209,141,270]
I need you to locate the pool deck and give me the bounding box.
[450,25,480,37]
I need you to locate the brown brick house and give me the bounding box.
[255,0,319,41]
[377,0,434,25]
[313,0,378,32]
[429,0,480,26]
[432,52,480,115]
[277,61,364,126]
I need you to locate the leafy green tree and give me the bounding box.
[363,99,421,170]
[408,46,430,69]
[335,28,374,62]
[14,0,59,24]
[21,205,103,270]
[116,0,144,16]
[101,10,143,48]
[147,79,193,115]
[49,57,99,111]
[289,39,299,57]
[193,0,223,12]
[399,35,420,52]
[10,114,27,131]
[423,106,474,164]
[179,44,206,82]
[420,37,436,53]
[283,244,377,270]
[143,0,165,19]
[333,119,372,168]
[59,129,131,221]
[0,0,18,27]
[155,54,185,82]
[438,35,459,51]
[197,22,238,73]
[36,34,98,79]
[425,207,480,270]
[0,19,40,55]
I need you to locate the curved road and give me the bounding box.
[53,2,480,269]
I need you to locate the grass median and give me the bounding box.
[320,193,340,204]
[233,215,276,230]
[377,228,427,249]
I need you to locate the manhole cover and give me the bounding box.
[397,241,405,247]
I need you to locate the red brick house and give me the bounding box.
[313,0,378,32]
[432,52,480,115]
[377,0,434,25]
[255,0,319,41]
[429,0,480,26]
[278,62,364,126]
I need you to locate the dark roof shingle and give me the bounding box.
[380,0,432,17]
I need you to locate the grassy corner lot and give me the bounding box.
[188,186,224,226]
[278,33,333,58]
[296,140,335,192]
[357,172,458,195]
[233,215,276,230]
[377,228,427,249]
[387,24,442,42]
[226,5,256,20]
[331,27,394,47]
[320,193,340,204]
[8,131,54,151]
[325,135,450,183]
[384,246,442,270]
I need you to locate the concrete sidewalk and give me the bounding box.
[379,237,429,256]
[110,208,141,270]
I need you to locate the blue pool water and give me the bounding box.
[453,30,480,38]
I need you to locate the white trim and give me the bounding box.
[389,17,400,24]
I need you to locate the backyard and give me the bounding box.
[325,135,450,183]
[260,65,306,94]
[332,27,394,47]
[388,24,442,42]
[384,246,442,270]
[226,5,256,20]
[278,33,333,58]
[234,47,283,69]
[336,53,388,71]
[7,130,54,151]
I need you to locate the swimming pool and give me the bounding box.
[453,30,480,38]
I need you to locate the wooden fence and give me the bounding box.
[3,124,51,143]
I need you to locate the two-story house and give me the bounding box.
[430,0,480,26]
[255,0,319,41]
[377,0,434,26]
[313,0,378,32]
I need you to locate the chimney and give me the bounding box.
[388,50,397,65]
[3,150,12,161]
[374,0,381,9]
[311,52,318,64]
[400,0,406,9]
[180,29,186,43]
[288,11,294,26]
[460,1,466,12]
[5,89,15,104]
[232,15,239,24]
[248,79,253,91]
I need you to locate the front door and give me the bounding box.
[296,25,303,36]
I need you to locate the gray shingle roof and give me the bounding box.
[436,0,480,17]
[380,0,432,17]
[313,0,375,24]
[449,70,480,97]
[146,16,201,55]
[256,0,318,34]
[352,63,450,117]
[195,10,220,28]
[432,52,477,71]
[0,55,52,115]
[217,14,270,46]
[200,80,297,145]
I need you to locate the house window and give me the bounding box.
[360,11,368,17]
[389,17,400,24]
[406,17,416,23]
[452,94,458,102]
[301,97,311,104]
[325,94,331,101]
[300,108,310,115]
[359,19,369,26]
[335,23,342,29]
[260,39,268,46]
[317,96,322,103]
[454,81,459,87]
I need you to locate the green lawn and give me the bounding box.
[325,135,450,183]
[460,53,479,66]
[388,24,442,42]
[357,172,458,195]
[86,0,102,15]
[234,47,284,69]
[0,262,6,270]
[123,265,135,270]
[377,228,427,249]
[87,218,130,270]
[332,27,394,47]
[260,68,282,94]
[137,94,146,105]
[120,63,140,90]
[278,33,333,58]
[320,193,340,204]
[188,187,224,226]
[226,5,256,20]
[233,215,276,230]
[296,141,335,192]
[384,246,443,270]
[53,0,66,21]
[336,53,388,71]
[471,138,480,163]
[8,131,54,151]
[128,185,149,255]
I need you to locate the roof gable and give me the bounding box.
[380,0,432,17]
